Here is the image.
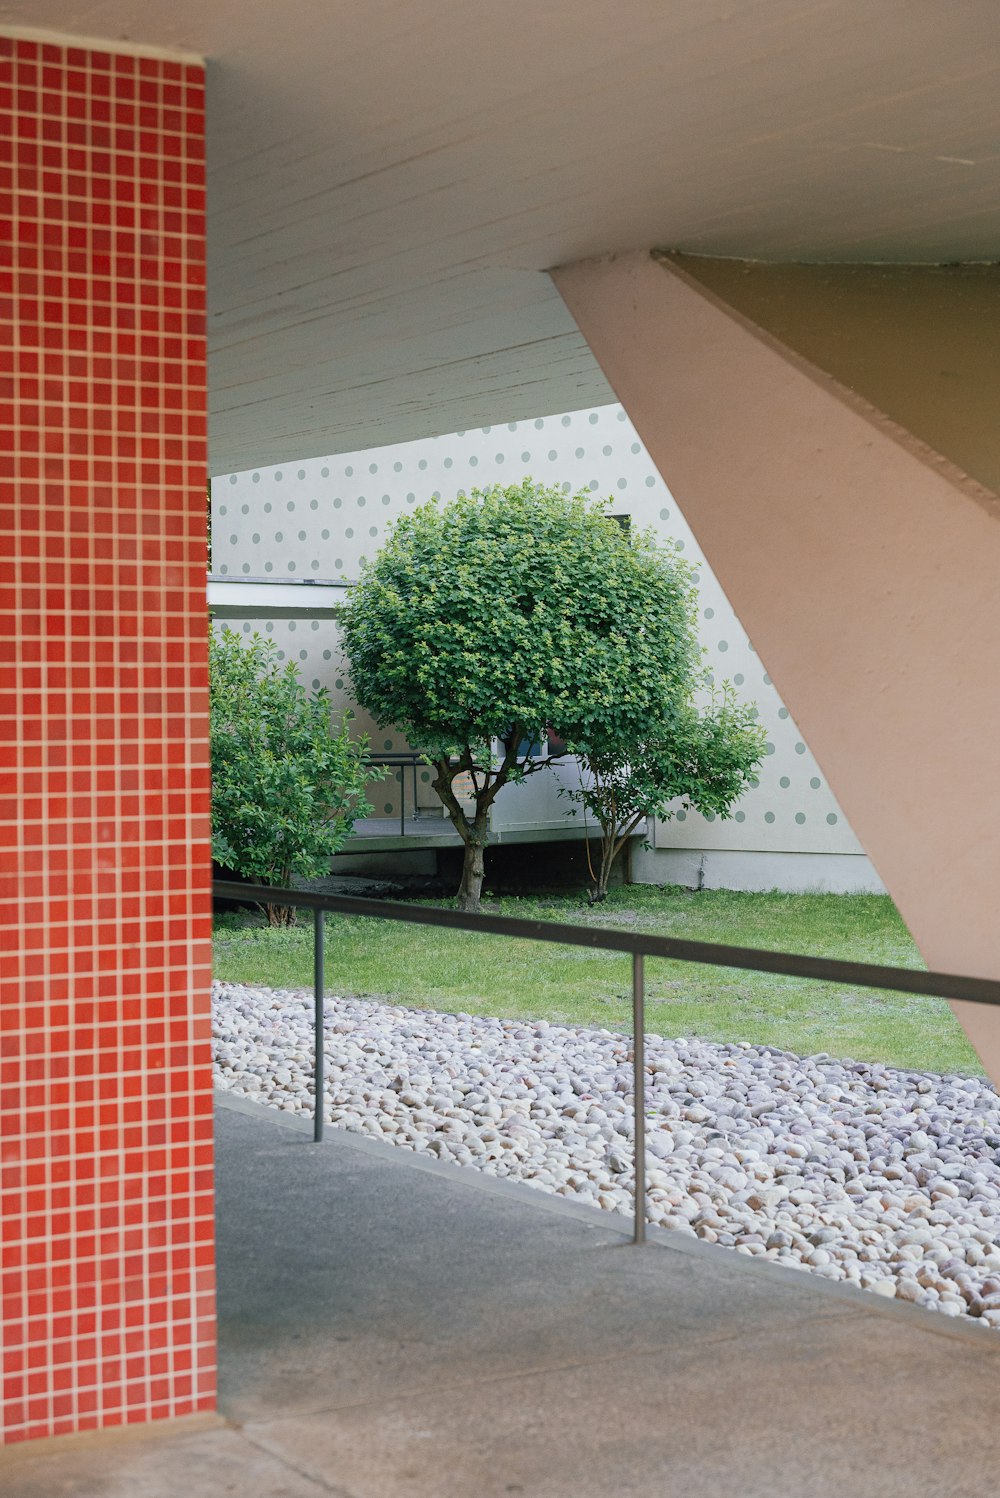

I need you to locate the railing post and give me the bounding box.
[632,951,646,1244]
[314,907,325,1142]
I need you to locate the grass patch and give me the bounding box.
[213,886,981,1076]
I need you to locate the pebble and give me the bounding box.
[213,982,1000,1330]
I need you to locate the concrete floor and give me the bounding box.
[6,1094,1000,1497]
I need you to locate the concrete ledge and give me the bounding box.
[0,1411,225,1462]
[213,1088,1000,1354]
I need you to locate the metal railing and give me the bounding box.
[362,753,438,837]
[213,878,1000,1246]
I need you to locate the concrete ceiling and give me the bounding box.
[7,2,1000,471]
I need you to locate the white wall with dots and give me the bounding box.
[210,404,884,892]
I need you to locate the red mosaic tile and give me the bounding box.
[1,37,213,1446]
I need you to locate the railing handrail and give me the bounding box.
[212,877,1000,1246]
[213,879,1000,1009]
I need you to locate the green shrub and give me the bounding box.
[210,627,378,922]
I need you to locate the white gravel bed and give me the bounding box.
[212,981,1000,1326]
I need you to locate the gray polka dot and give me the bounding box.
[676,810,686,822]
[275,471,283,481]
[252,472,260,483]
[703,608,715,619]
[733,673,744,686]
[645,476,656,487]
[779,776,790,788]
[778,707,789,720]
[795,812,806,825]
[369,462,378,474]
[522,452,531,463]
[718,640,728,652]
[241,562,250,574]
[826,813,838,825]
[810,777,821,789]
[734,810,746,823]
[764,742,775,756]
[309,499,318,510]
[763,673,772,685]
[240,503,249,514]
[228,475,237,486]
[263,562,273,572]
[589,413,599,425]
[534,418,544,429]
[548,450,558,461]
[764,812,775,824]
[794,742,806,755]
[394,462,403,472]
[219,564,229,574]
[323,650,332,660]
[561,415,571,427]
[298,469,306,479]
[321,466,330,477]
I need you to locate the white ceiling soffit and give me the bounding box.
[8,2,1000,472]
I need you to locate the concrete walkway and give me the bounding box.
[6,1094,1000,1497]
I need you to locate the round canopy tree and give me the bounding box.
[340,478,716,910]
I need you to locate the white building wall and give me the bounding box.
[210,404,884,893]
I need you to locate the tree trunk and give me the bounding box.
[456,839,486,912]
[593,829,618,903]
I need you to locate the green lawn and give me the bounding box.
[212,886,981,1076]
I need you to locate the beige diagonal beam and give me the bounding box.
[552,250,1000,1079]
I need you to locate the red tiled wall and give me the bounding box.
[0,36,214,1443]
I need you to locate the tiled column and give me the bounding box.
[0,34,214,1442]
